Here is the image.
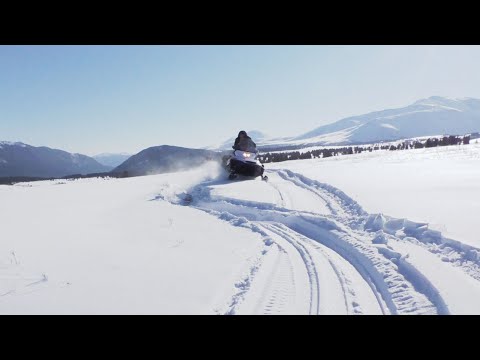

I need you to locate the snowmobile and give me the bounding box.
[223,148,268,181]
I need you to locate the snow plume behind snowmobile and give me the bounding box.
[113,145,223,176]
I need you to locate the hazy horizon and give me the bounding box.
[2,45,480,156]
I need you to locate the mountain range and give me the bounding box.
[218,97,480,151]
[0,142,111,178]
[3,96,480,179]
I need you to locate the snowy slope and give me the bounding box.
[208,97,480,151]
[2,146,480,314]
[293,96,480,145]
[294,96,480,142]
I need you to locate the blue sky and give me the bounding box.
[1,45,480,156]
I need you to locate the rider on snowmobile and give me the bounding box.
[225,130,268,181]
[233,131,257,153]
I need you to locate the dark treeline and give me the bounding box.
[0,176,55,185]
[259,135,473,164]
[62,171,130,180]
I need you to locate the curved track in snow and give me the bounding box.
[169,168,480,315]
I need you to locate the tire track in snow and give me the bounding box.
[206,216,300,315]
[247,244,297,315]
[163,169,449,314]
[275,169,366,227]
[259,223,321,315]
[365,214,480,283]
[267,180,287,208]
[277,169,480,286]
[265,223,380,315]
[272,170,441,314]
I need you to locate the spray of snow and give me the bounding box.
[144,158,223,179]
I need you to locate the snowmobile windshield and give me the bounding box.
[240,139,257,153]
[243,143,257,153]
[234,137,257,153]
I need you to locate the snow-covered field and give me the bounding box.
[270,143,480,248]
[0,164,266,314]
[2,145,480,314]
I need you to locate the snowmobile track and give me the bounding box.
[168,168,471,314]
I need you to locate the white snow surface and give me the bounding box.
[269,143,480,248]
[380,123,399,131]
[2,144,480,315]
[263,126,363,147]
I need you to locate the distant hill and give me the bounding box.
[113,145,222,176]
[93,153,132,168]
[0,142,112,178]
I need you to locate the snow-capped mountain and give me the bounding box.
[93,153,132,168]
[0,141,112,178]
[292,96,480,145]
[113,145,222,176]
[211,97,480,151]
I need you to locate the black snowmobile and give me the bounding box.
[223,146,268,181]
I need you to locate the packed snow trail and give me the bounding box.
[164,168,480,315]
